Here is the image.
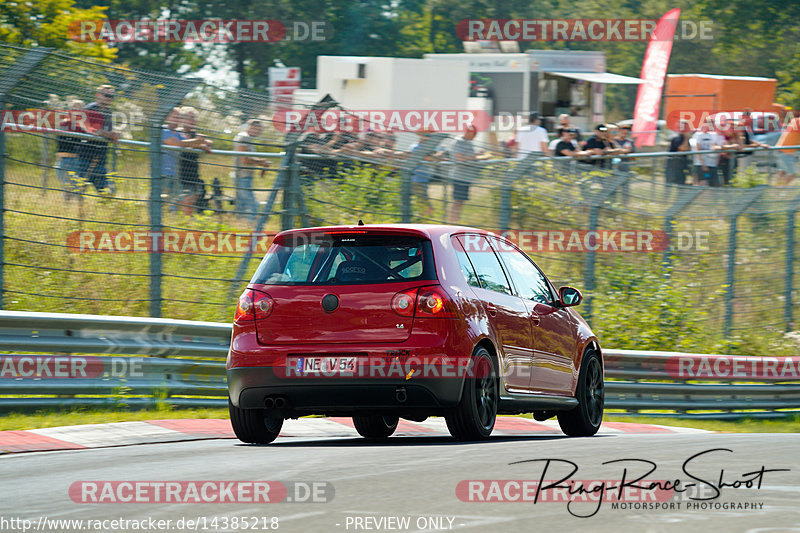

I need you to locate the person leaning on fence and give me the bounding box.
[514,112,549,158]
[717,117,742,186]
[689,121,724,187]
[737,115,769,179]
[582,124,614,168]
[409,130,446,218]
[448,124,491,224]
[160,107,211,202]
[233,119,271,221]
[176,106,213,212]
[613,124,635,170]
[55,98,85,199]
[75,85,119,192]
[553,129,588,163]
[666,120,692,185]
[558,114,583,146]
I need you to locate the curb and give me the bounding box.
[0,417,709,454]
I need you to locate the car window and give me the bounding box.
[457,235,513,295]
[491,237,554,304]
[252,234,435,285]
[452,237,481,288]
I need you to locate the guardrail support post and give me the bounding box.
[0,48,52,310]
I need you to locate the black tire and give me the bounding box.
[445,346,498,441]
[228,397,283,444]
[352,415,399,439]
[557,350,604,436]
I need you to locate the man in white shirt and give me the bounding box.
[689,121,724,186]
[514,112,549,157]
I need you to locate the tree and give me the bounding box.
[0,0,116,60]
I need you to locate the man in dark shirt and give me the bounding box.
[75,84,119,192]
[666,120,692,184]
[55,99,86,197]
[557,114,583,145]
[583,124,613,167]
[554,129,582,157]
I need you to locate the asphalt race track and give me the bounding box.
[1,419,798,533]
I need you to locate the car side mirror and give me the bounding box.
[559,286,582,307]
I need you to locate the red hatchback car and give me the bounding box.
[227,224,604,443]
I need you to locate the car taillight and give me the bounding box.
[416,286,458,318]
[392,285,459,318]
[234,289,274,323]
[392,288,418,317]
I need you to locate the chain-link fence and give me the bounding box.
[2,44,800,349]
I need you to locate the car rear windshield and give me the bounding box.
[251,233,436,285]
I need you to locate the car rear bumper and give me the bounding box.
[228,366,464,415]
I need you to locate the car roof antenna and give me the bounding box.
[358,219,364,226]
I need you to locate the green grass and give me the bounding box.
[604,413,800,433]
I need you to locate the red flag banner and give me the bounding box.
[632,8,680,147]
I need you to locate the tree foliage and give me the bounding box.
[0,0,116,60]
[1,0,797,111]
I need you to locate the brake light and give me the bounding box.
[234,290,253,322]
[234,289,274,323]
[391,288,418,317]
[417,286,459,318]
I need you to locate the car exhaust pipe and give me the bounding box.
[395,386,407,403]
[264,397,275,409]
[274,397,287,409]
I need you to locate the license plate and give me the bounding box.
[293,356,358,375]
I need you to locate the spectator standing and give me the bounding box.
[689,122,724,186]
[176,106,213,212]
[717,118,742,185]
[553,129,583,157]
[55,98,86,198]
[614,124,635,170]
[666,121,692,184]
[75,85,119,192]
[448,125,491,223]
[558,114,583,145]
[408,131,445,218]
[514,112,549,157]
[583,124,613,168]
[549,127,578,154]
[161,108,185,200]
[737,114,769,178]
[233,119,271,221]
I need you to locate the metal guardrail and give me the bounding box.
[0,312,798,418]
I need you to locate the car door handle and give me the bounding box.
[485,303,497,317]
[530,312,540,326]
